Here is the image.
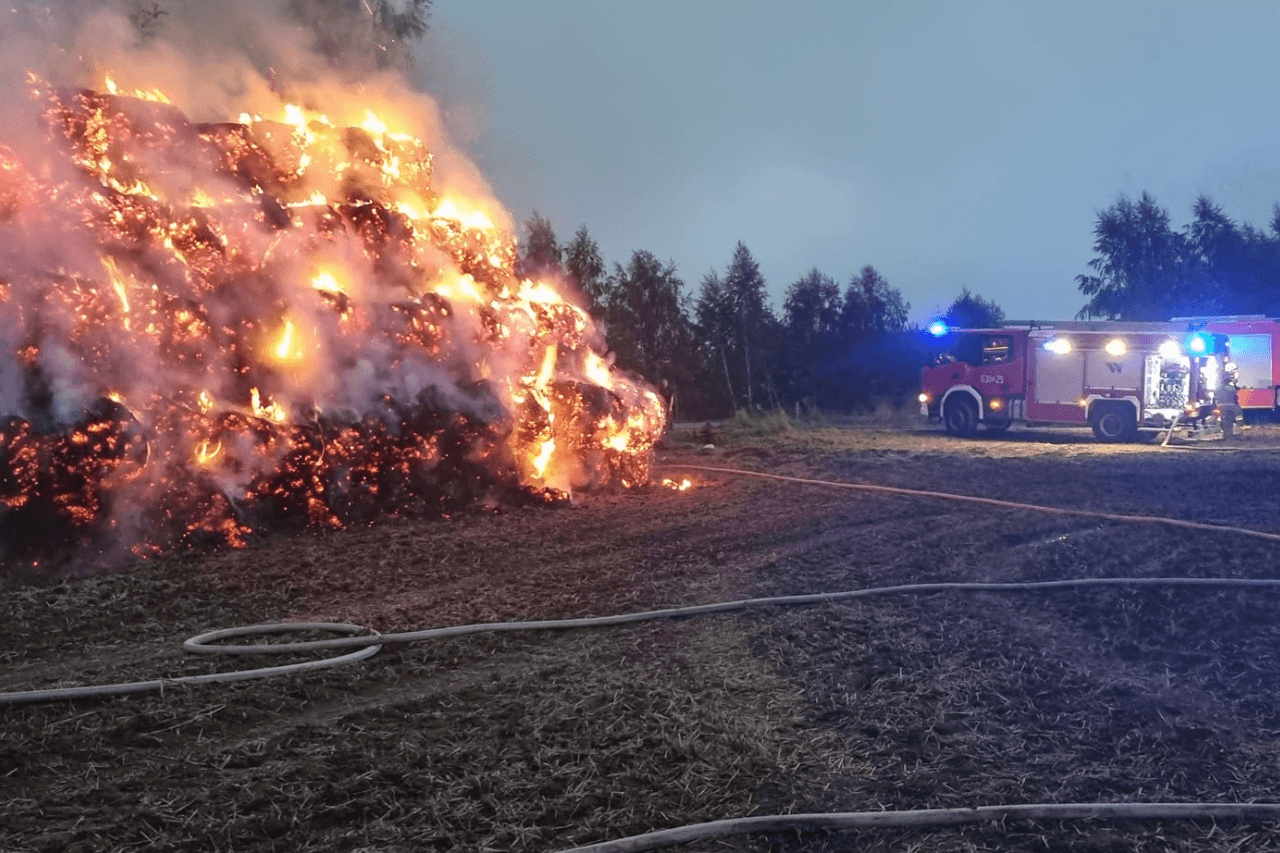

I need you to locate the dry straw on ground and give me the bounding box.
[6,420,1280,851]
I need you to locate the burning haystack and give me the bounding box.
[0,5,665,566]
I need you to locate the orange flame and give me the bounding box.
[0,78,667,560]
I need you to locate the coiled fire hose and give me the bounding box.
[7,464,1280,849]
[5,574,1280,706]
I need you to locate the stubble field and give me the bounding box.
[6,420,1280,852]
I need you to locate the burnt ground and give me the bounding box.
[6,420,1280,851]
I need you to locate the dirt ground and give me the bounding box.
[6,419,1280,852]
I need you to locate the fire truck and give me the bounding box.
[919,321,1230,441]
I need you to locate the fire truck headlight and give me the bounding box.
[1044,338,1071,355]
[1159,340,1181,359]
[918,393,929,404]
[989,398,1002,410]
[1105,339,1127,356]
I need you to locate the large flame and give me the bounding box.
[0,78,665,562]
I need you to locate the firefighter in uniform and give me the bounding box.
[1218,373,1241,438]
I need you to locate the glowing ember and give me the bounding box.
[0,81,666,563]
[661,477,693,492]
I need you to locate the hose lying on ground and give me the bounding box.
[5,462,1280,705]
[8,463,1280,849]
[0,623,383,704]
[668,463,1280,544]
[5,576,1280,706]
[551,802,1280,853]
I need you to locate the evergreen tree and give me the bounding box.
[832,265,912,409]
[839,265,909,338]
[562,226,607,315]
[694,271,738,414]
[516,213,562,281]
[1185,195,1250,316]
[1077,192,1280,319]
[722,242,779,410]
[1251,208,1280,313]
[603,251,695,418]
[781,269,842,410]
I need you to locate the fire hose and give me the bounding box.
[5,574,1280,706]
[7,464,1280,849]
[553,802,1280,853]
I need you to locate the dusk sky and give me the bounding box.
[420,1,1280,324]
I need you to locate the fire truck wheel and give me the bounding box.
[1090,403,1136,442]
[943,396,979,437]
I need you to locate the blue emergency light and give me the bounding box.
[927,321,949,337]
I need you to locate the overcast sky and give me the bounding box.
[419,0,1280,324]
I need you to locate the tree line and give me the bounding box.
[523,189,1280,423]
[1077,192,1280,322]
[517,216,1002,422]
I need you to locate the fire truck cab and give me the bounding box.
[919,322,1229,441]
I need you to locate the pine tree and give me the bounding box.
[782,269,842,410]
[516,213,562,281]
[695,271,738,412]
[604,251,694,418]
[563,226,607,315]
[722,243,777,410]
[840,265,908,338]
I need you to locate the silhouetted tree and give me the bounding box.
[944,287,1005,328]
[781,269,842,410]
[1077,192,1280,319]
[839,265,909,338]
[694,270,738,414]
[1249,209,1280,313]
[562,226,607,315]
[1076,192,1189,320]
[1184,195,1240,313]
[603,251,696,418]
[722,243,780,410]
[516,213,562,281]
[830,265,914,409]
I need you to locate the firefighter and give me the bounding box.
[1218,368,1241,438]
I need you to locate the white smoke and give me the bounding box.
[0,0,662,566]
[0,0,525,424]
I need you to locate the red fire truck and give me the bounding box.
[919,321,1229,441]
